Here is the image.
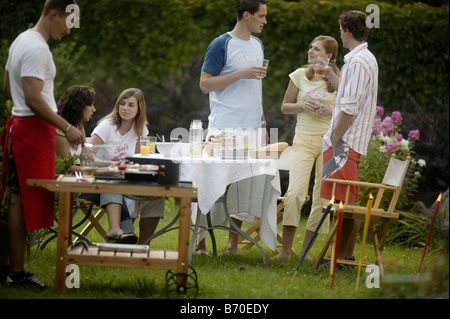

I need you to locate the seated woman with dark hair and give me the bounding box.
[55,85,96,159]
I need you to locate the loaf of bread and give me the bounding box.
[249,142,289,159]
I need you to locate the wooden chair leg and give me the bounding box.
[73,204,108,243]
[379,223,390,252]
[371,221,386,278]
[315,219,338,269]
[88,208,108,241]
[235,199,285,251]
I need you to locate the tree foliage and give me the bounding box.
[1,0,448,121]
[0,0,448,200]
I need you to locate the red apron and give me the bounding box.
[1,115,14,200]
[10,116,56,232]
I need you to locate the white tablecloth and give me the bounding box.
[132,154,281,251]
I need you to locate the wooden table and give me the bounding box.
[27,175,197,293]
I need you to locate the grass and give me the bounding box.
[0,199,448,300]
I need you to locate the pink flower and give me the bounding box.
[394,134,403,142]
[386,142,397,153]
[391,111,403,125]
[380,117,394,136]
[376,106,384,117]
[372,118,381,136]
[408,130,420,141]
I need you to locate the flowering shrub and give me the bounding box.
[371,106,421,161]
[359,106,425,210]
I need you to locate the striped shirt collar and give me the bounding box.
[344,42,368,63]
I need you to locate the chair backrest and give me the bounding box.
[382,155,411,187]
[277,146,291,171]
[372,154,411,214]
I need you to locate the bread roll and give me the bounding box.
[249,142,289,159]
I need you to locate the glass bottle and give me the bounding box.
[189,119,203,157]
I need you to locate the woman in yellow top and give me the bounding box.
[277,35,340,260]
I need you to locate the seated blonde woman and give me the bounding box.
[55,85,136,244]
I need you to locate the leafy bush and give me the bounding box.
[387,190,449,250]
[55,154,79,175]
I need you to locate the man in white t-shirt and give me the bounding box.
[1,0,82,288]
[199,0,268,253]
[200,0,268,132]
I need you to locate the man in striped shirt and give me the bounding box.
[321,10,378,263]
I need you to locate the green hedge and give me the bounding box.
[260,0,449,113]
[1,0,448,118]
[71,0,448,113]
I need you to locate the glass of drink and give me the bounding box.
[147,136,157,154]
[257,59,269,79]
[140,137,150,155]
[80,153,96,176]
[314,57,329,77]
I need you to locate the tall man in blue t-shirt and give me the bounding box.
[199,0,268,253]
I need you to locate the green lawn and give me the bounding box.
[0,200,448,300]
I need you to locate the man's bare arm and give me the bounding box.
[199,66,266,94]
[3,71,11,99]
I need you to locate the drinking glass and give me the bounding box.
[314,57,329,77]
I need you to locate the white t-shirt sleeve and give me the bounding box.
[20,47,50,81]
[92,120,111,144]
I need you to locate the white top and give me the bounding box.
[69,143,82,156]
[289,68,336,135]
[5,30,57,117]
[92,119,149,162]
[323,42,378,155]
[201,32,264,129]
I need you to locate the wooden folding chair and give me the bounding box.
[32,197,109,250]
[315,154,411,276]
[236,197,290,255]
[236,147,298,256]
[72,198,109,244]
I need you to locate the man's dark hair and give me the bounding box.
[339,10,370,42]
[237,0,268,20]
[43,0,78,16]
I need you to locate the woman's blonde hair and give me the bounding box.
[306,35,340,93]
[99,88,148,137]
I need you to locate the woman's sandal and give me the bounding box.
[114,233,138,244]
[106,229,138,244]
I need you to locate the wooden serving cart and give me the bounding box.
[27,175,197,294]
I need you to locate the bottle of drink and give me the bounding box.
[189,119,203,157]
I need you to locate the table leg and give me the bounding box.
[188,206,201,264]
[206,212,217,256]
[55,192,73,292]
[177,197,191,287]
[143,211,180,246]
